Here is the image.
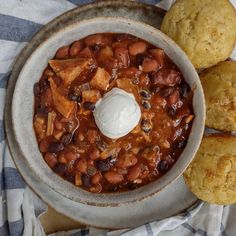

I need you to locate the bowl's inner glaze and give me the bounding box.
[12,18,205,206]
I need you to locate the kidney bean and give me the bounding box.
[121,67,141,78]
[176,106,191,119]
[114,47,130,68]
[87,129,98,144]
[39,139,49,153]
[160,87,175,97]
[82,102,95,111]
[98,46,113,59]
[70,40,82,57]
[79,47,93,58]
[129,41,147,56]
[139,73,150,87]
[48,142,64,153]
[55,46,69,59]
[89,184,102,193]
[42,88,52,108]
[77,132,84,142]
[65,151,79,162]
[82,174,91,187]
[54,163,67,174]
[34,83,41,96]
[127,165,141,181]
[150,48,165,66]
[142,58,159,72]
[167,91,179,105]
[104,171,124,184]
[89,148,100,160]
[76,158,87,173]
[84,34,112,46]
[52,75,62,87]
[43,68,55,78]
[151,69,181,86]
[91,172,102,184]
[140,89,151,100]
[44,153,57,168]
[116,154,138,168]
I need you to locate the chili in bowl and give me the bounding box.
[12,17,205,206]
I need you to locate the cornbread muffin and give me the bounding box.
[200,61,236,132]
[161,0,236,69]
[184,135,236,205]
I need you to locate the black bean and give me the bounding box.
[48,142,64,153]
[54,163,67,174]
[110,186,119,192]
[87,166,97,176]
[96,157,116,172]
[91,44,100,52]
[141,120,152,133]
[83,102,95,111]
[34,83,41,96]
[132,78,140,85]
[35,107,48,115]
[96,140,108,152]
[179,82,189,98]
[142,100,151,110]
[172,140,187,150]
[64,173,75,183]
[167,106,176,118]
[136,53,146,66]
[127,183,139,190]
[158,160,169,172]
[68,93,82,103]
[61,133,73,145]
[140,90,151,100]
[82,174,91,187]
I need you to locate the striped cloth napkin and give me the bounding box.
[0,0,236,236]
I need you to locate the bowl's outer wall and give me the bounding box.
[11,17,205,206]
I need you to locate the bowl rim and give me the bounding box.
[11,16,205,207]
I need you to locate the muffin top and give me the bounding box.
[200,61,236,132]
[184,134,236,205]
[161,0,236,69]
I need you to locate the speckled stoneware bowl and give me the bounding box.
[11,17,205,206]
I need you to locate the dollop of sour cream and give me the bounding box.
[93,88,141,139]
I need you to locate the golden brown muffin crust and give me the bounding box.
[200,61,236,132]
[161,0,236,69]
[184,134,236,205]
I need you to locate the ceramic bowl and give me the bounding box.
[12,17,205,206]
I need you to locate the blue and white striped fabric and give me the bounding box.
[0,0,236,236]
